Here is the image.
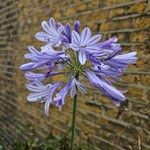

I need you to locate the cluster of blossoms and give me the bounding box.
[20,18,137,115]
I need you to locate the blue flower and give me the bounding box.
[54,78,86,110]
[70,78,86,98]
[27,80,61,115]
[70,27,101,65]
[62,20,80,44]
[54,80,72,110]
[35,18,63,45]
[86,70,125,106]
[104,52,137,69]
[20,46,67,71]
[20,17,137,114]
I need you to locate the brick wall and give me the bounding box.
[0,0,20,146]
[0,0,150,149]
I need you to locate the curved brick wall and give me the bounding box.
[0,0,150,149]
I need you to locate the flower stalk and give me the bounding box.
[71,73,79,150]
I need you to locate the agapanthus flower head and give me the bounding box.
[20,17,137,115]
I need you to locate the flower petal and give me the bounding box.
[27,91,47,101]
[49,18,56,30]
[72,30,80,44]
[44,97,52,115]
[19,62,34,71]
[113,52,137,64]
[70,84,76,98]
[26,83,47,92]
[80,27,91,45]
[41,21,52,35]
[86,34,102,45]
[78,51,86,65]
[74,20,80,33]
[35,32,51,43]
[25,72,46,81]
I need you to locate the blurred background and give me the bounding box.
[0,0,150,149]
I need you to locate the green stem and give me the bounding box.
[71,73,79,150]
